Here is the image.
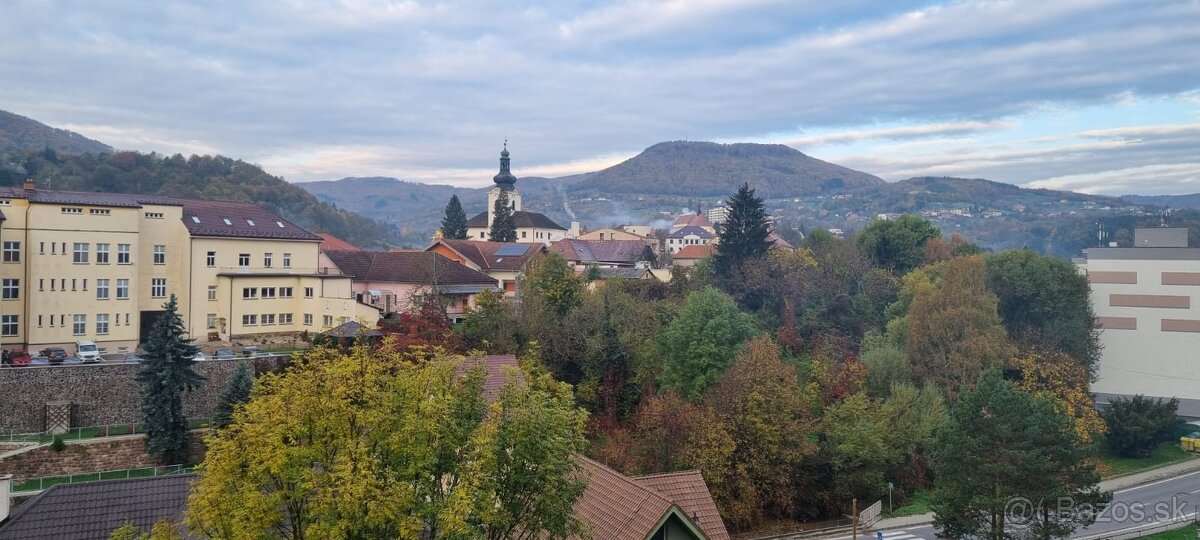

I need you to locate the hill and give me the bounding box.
[0,109,112,155]
[1121,193,1200,210]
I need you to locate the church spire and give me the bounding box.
[493,140,517,188]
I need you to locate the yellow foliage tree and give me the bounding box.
[1011,349,1106,444]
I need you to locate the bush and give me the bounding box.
[1102,395,1183,458]
[50,435,66,452]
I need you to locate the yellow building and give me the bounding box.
[0,181,378,355]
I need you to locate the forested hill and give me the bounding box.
[0,110,112,155]
[0,150,397,249]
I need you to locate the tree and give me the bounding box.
[1010,350,1105,444]
[861,336,910,398]
[109,521,182,540]
[213,363,253,428]
[857,214,941,274]
[136,295,205,464]
[523,253,584,316]
[187,345,588,540]
[930,370,1105,540]
[457,289,522,354]
[489,189,517,242]
[712,183,772,279]
[657,287,758,400]
[904,256,1013,398]
[986,250,1101,375]
[441,194,469,240]
[378,297,464,354]
[1101,395,1182,458]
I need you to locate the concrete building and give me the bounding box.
[0,181,375,355]
[466,146,567,245]
[1082,228,1200,415]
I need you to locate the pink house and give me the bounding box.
[320,250,498,322]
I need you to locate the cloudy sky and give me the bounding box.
[2,0,1198,195]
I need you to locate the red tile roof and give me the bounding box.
[572,457,677,540]
[674,214,712,229]
[635,471,731,540]
[429,239,546,272]
[316,232,363,251]
[674,244,716,260]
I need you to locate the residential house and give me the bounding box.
[466,147,567,244]
[671,213,715,234]
[315,232,363,251]
[551,239,654,270]
[320,250,498,322]
[0,474,193,540]
[578,226,654,243]
[672,244,715,268]
[667,225,716,254]
[427,239,546,297]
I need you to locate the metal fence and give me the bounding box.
[0,418,214,444]
[11,464,192,494]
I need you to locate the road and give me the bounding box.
[875,471,1200,540]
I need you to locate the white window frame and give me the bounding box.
[96,314,109,335]
[96,279,110,300]
[153,245,166,265]
[73,314,86,336]
[116,279,130,299]
[117,244,131,264]
[151,278,167,298]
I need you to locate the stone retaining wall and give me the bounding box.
[0,357,288,431]
[0,433,206,481]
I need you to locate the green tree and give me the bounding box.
[658,287,758,400]
[489,189,517,242]
[1101,395,1182,458]
[857,215,941,274]
[861,337,910,398]
[457,289,522,353]
[930,370,1105,540]
[441,194,469,240]
[136,295,205,464]
[986,250,1101,375]
[524,253,584,315]
[213,363,253,428]
[712,183,772,279]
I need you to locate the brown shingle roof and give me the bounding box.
[466,210,566,230]
[316,232,363,251]
[673,214,712,229]
[455,355,524,401]
[674,244,716,260]
[430,239,546,272]
[551,239,650,266]
[635,471,731,540]
[0,475,193,540]
[571,456,677,540]
[323,250,497,285]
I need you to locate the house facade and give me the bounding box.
[667,225,716,254]
[320,250,498,323]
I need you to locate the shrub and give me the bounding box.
[1101,395,1183,458]
[50,435,66,452]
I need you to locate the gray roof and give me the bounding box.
[323,250,498,285]
[467,210,566,230]
[0,474,194,540]
[322,320,383,338]
[1134,227,1189,248]
[668,225,714,239]
[596,267,653,279]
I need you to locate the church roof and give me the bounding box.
[466,210,566,230]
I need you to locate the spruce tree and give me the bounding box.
[214,363,254,428]
[712,183,772,278]
[441,194,469,240]
[489,189,517,242]
[136,295,205,464]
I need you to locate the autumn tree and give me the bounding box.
[136,295,205,464]
[457,289,522,353]
[657,286,758,400]
[711,183,772,280]
[857,214,941,274]
[523,252,584,316]
[489,189,517,242]
[441,194,469,240]
[187,345,588,540]
[1011,349,1105,444]
[378,298,464,353]
[904,255,1013,398]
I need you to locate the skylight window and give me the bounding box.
[191,216,201,224]
[223,218,232,225]
[246,219,256,226]
[276,221,285,228]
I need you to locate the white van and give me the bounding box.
[75,340,101,363]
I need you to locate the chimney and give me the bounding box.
[0,473,12,523]
[568,221,581,239]
[22,179,35,192]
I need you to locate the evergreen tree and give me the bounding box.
[712,183,772,278]
[441,194,469,240]
[214,363,254,428]
[136,295,205,464]
[489,189,517,242]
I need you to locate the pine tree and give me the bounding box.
[136,295,205,464]
[214,363,254,428]
[712,183,772,278]
[441,194,469,240]
[489,189,517,242]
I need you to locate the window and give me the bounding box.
[124,313,130,326]
[1,315,17,336]
[323,315,334,327]
[3,241,20,262]
[2,279,18,299]
[96,279,110,300]
[39,242,44,255]
[206,251,216,267]
[73,314,86,335]
[116,279,130,299]
[90,208,110,216]
[263,253,273,268]
[37,315,42,327]
[145,212,163,219]
[117,244,131,264]
[261,287,276,299]
[191,216,201,224]
[38,279,43,291]
[51,242,56,254]
[96,243,110,264]
[279,287,294,298]
[246,219,256,226]
[73,243,89,263]
[61,207,83,214]
[153,245,166,264]
[303,314,313,326]
[261,314,276,325]
[83,279,87,290]
[276,221,285,228]
[242,314,257,326]
[238,253,250,267]
[242,287,257,299]
[72,278,77,291]
[304,287,314,298]
[223,218,232,225]
[151,278,167,298]
[96,314,109,335]
[207,286,217,301]
[206,314,217,329]
[283,253,292,268]
[279,313,293,324]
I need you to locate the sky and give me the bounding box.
[1,0,1198,195]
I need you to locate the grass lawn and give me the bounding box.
[1098,443,1197,479]
[885,489,932,517]
[1139,523,1196,540]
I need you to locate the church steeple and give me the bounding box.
[493,140,517,188]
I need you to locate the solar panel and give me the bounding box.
[494,244,531,257]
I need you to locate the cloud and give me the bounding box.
[781,120,1014,147]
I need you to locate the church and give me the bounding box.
[466,145,568,245]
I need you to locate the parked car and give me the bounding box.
[214,348,235,359]
[75,340,101,363]
[193,351,207,362]
[2,350,32,367]
[40,347,68,364]
[240,346,261,357]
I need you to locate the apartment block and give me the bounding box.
[0,181,378,354]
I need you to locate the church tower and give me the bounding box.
[487,142,522,228]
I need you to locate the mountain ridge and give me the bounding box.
[0,110,112,155]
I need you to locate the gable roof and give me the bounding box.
[429,239,546,272]
[0,475,193,540]
[674,244,716,260]
[323,250,497,285]
[466,210,566,230]
[322,320,383,339]
[673,214,712,229]
[551,239,650,266]
[316,232,364,251]
[767,231,793,249]
[669,225,715,239]
[571,457,678,540]
[634,471,731,540]
[455,355,524,402]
